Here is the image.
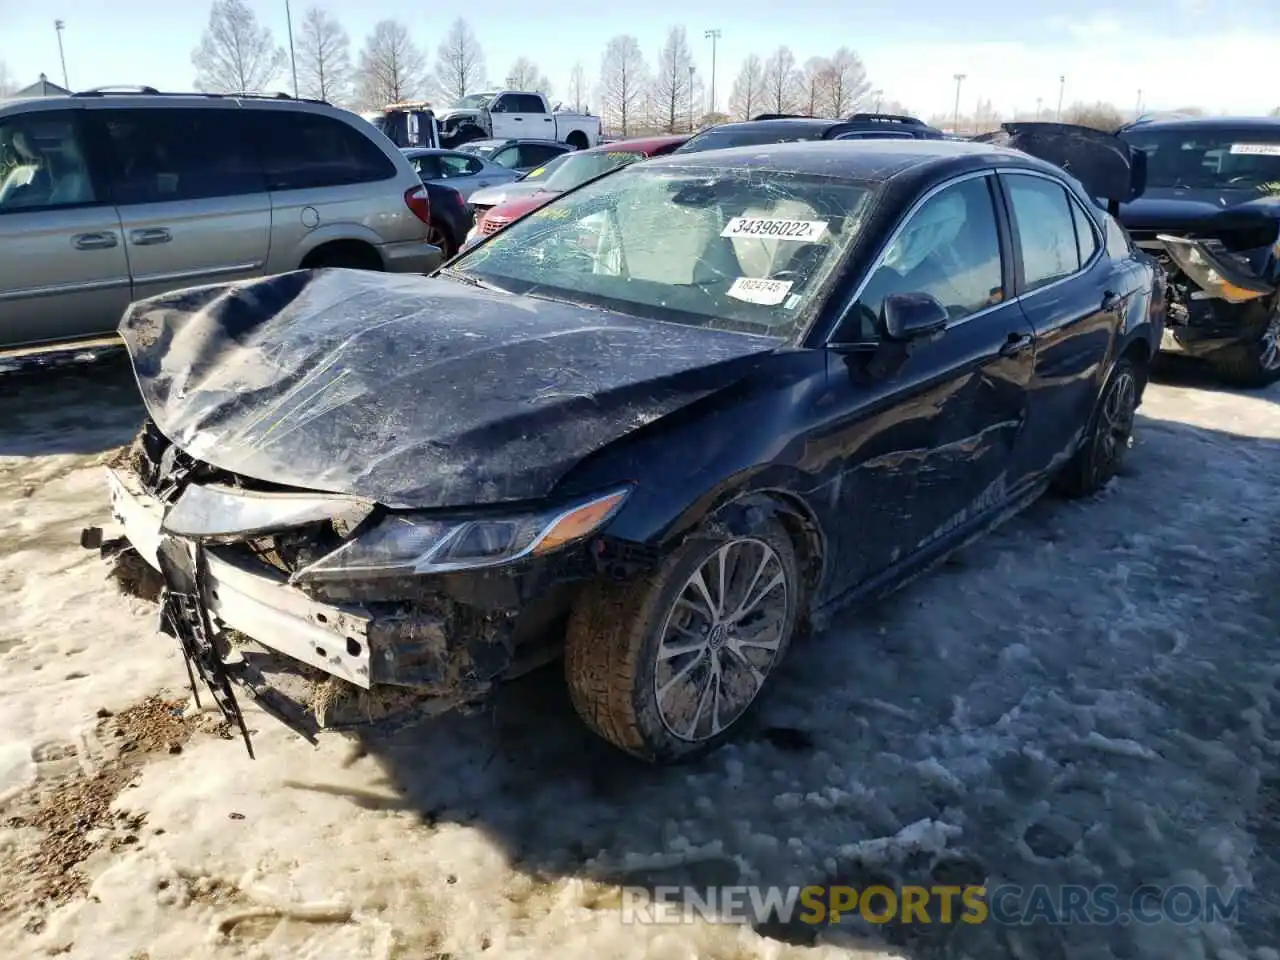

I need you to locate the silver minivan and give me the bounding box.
[0,89,443,349]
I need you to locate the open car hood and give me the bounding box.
[972,122,1147,207]
[117,269,781,509]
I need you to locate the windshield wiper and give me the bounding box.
[439,268,508,293]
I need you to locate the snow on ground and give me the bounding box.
[2,350,1280,960]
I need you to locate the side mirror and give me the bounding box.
[880,292,949,342]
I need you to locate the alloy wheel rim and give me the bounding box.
[653,538,789,742]
[1097,369,1137,467]
[1259,311,1280,372]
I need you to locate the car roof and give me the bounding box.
[645,137,1029,182]
[401,147,471,157]
[583,134,691,155]
[699,117,847,137]
[1120,116,1280,134]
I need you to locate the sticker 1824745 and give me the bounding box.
[1229,143,1280,157]
[721,217,829,241]
[727,276,794,305]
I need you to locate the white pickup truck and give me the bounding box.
[437,90,602,151]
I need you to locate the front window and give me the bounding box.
[447,164,875,338]
[1122,127,1280,192]
[452,94,494,110]
[539,150,644,191]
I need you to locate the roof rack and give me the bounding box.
[846,112,927,126]
[751,112,815,121]
[69,86,330,105]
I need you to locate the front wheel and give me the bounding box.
[1052,356,1141,498]
[1209,308,1280,388]
[564,520,801,762]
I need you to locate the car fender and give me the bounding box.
[290,222,395,268]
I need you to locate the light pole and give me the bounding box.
[284,0,298,97]
[54,20,69,90]
[1056,74,1065,121]
[1035,96,1042,120]
[704,29,721,116]
[952,73,966,135]
[688,64,696,131]
[1135,88,1143,117]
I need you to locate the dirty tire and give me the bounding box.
[304,244,383,271]
[427,220,457,260]
[1209,309,1280,388]
[1053,356,1140,498]
[564,518,800,763]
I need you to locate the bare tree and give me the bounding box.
[355,20,426,107]
[0,60,16,97]
[1270,106,1280,118]
[971,98,1002,133]
[761,46,801,115]
[817,47,871,118]
[727,54,766,121]
[192,0,287,93]
[505,56,551,96]
[651,26,695,133]
[295,6,352,103]
[599,35,648,136]
[435,18,486,104]
[568,61,589,112]
[800,57,829,116]
[1063,100,1124,132]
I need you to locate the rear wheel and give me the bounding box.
[1209,307,1280,388]
[1052,356,1140,498]
[565,131,589,150]
[302,242,383,271]
[565,519,800,762]
[426,220,457,259]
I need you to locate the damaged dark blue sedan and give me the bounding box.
[93,138,1163,763]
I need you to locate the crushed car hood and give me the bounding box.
[117,269,781,509]
[1120,190,1280,234]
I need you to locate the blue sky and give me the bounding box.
[1,0,1276,118]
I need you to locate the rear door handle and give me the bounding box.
[130,227,172,246]
[71,232,119,251]
[999,332,1034,358]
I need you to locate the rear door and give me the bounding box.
[998,170,1135,484]
[91,105,271,304]
[0,107,131,347]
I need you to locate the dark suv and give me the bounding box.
[675,113,944,154]
[1115,116,1280,385]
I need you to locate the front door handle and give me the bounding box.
[999,332,1034,358]
[71,232,119,250]
[130,227,172,246]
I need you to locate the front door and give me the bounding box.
[0,109,132,348]
[89,106,272,304]
[488,93,547,140]
[999,171,1133,484]
[819,172,1034,599]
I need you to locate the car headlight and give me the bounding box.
[291,487,630,582]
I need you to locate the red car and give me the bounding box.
[464,134,690,246]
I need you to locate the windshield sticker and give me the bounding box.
[530,206,570,220]
[727,277,794,305]
[1229,143,1280,157]
[527,166,546,177]
[722,217,829,241]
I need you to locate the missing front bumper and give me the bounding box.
[94,467,524,748]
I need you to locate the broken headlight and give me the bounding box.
[290,487,630,582]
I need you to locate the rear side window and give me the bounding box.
[512,94,546,113]
[1002,173,1081,291]
[254,110,396,191]
[0,110,100,212]
[1070,199,1099,264]
[518,143,566,168]
[1103,213,1131,258]
[98,108,264,204]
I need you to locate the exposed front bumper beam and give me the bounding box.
[106,467,376,688]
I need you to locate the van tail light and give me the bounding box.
[404,185,432,225]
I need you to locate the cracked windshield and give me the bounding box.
[2,1,1280,960]
[452,166,872,334]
